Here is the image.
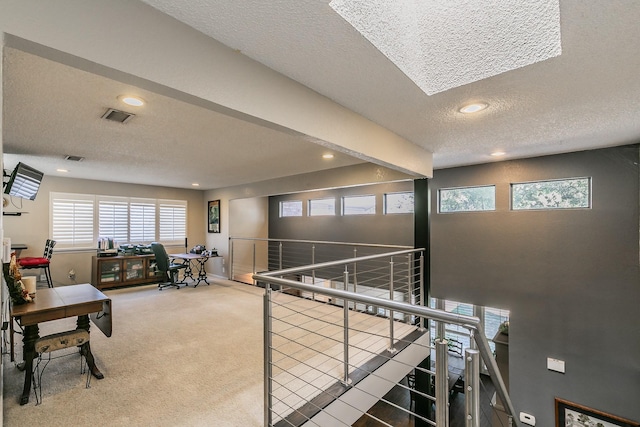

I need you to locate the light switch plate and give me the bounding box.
[547,357,565,373]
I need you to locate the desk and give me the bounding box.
[10,284,112,405]
[170,253,213,287]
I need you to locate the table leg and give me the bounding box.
[196,258,209,286]
[19,324,39,405]
[77,315,104,380]
[183,260,194,282]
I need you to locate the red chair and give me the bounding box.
[18,239,56,288]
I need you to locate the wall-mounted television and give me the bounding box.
[3,162,44,201]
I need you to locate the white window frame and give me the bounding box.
[51,192,187,250]
[384,191,414,214]
[308,198,336,216]
[342,194,376,215]
[280,200,303,217]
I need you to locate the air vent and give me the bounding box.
[101,108,135,124]
[64,155,85,162]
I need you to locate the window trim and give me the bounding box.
[384,191,415,214]
[438,184,496,214]
[279,200,303,217]
[342,194,376,216]
[308,197,336,217]
[51,192,187,250]
[510,176,592,211]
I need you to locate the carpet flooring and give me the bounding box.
[3,279,266,427]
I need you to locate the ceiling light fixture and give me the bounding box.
[322,154,334,159]
[491,151,506,157]
[459,102,488,114]
[119,96,145,107]
[56,168,69,173]
[191,183,200,187]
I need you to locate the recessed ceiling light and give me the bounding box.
[491,151,506,157]
[191,183,200,187]
[120,96,145,107]
[56,168,69,173]
[459,102,488,114]
[322,153,334,159]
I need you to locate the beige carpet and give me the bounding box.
[3,279,265,427]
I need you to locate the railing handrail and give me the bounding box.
[229,236,413,250]
[254,272,519,427]
[258,248,424,278]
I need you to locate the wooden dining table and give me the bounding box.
[10,283,112,405]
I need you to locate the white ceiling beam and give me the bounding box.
[0,0,432,178]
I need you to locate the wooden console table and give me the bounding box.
[10,284,112,405]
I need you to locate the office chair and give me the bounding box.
[18,239,56,288]
[151,242,187,290]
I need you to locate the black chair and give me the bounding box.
[151,242,187,290]
[18,239,56,288]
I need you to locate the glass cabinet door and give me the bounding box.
[147,258,162,279]
[100,259,121,284]
[124,258,145,281]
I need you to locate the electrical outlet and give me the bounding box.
[68,269,76,280]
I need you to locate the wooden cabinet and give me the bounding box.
[92,255,162,289]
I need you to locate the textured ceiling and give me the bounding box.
[329,0,562,95]
[3,0,640,190]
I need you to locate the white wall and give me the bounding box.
[2,174,205,286]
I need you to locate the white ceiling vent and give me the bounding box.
[101,108,135,124]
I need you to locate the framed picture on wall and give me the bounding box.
[555,397,639,427]
[208,200,220,233]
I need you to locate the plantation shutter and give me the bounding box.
[50,193,95,249]
[159,199,187,244]
[98,197,128,243]
[129,199,156,243]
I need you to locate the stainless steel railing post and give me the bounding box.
[252,242,257,286]
[278,241,283,271]
[228,238,234,280]
[352,247,358,297]
[465,348,480,427]
[311,244,316,301]
[343,266,350,383]
[436,298,446,339]
[419,253,425,330]
[435,338,450,427]
[263,287,273,427]
[388,257,396,352]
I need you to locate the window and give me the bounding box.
[511,177,591,210]
[51,192,187,249]
[308,198,335,216]
[439,185,495,213]
[159,200,187,244]
[342,195,376,215]
[385,191,414,214]
[51,193,95,249]
[98,197,128,243]
[430,298,510,353]
[280,200,303,217]
[129,199,156,243]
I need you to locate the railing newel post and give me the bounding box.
[263,287,273,427]
[343,265,350,384]
[465,348,480,427]
[435,338,450,427]
[388,256,396,353]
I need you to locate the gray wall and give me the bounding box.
[430,145,640,425]
[269,181,414,246]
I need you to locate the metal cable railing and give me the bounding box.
[255,250,519,427]
[228,237,413,286]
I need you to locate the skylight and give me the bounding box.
[329,0,561,95]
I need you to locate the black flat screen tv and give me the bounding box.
[3,162,44,201]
